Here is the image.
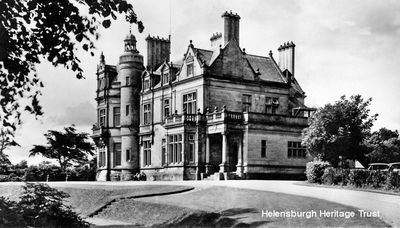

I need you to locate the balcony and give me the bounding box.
[163,113,200,128]
[205,106,244,124]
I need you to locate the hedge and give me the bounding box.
[305,160,330,183]
[309,166,400,191]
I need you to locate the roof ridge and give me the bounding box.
[246,53,269,59]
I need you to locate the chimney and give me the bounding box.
[146,35,171,70]
[278,41,295,77]
[210,32,223,48]
[221,11,240,46]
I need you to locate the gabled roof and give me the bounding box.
[194,48,213,65]
[245,54,286,83]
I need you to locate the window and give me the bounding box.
[126,76,130,86]
[242,94,252,112]
[143,104,151,125]
[163,99,170,117]
[187,63,194,77]
[168,134,182,163]
[288,141,307,158]
[188,134,195,162]
[126,149,130,161]
[266,97,279,114]
[143,141,151,166]
[143,79,150,90]
[99,109,106,127]
[163,73,170,85]
[126,105,129,116]
[261,140,266,158]
[114,143,121,166]
[162,138,166,165]
[113,107,120,126]
[183,92,197,114]
[98,78,105,90]
[99,147,106,167]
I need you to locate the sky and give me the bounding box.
[5,0,400,164]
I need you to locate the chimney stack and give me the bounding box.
[146,35,171,70]
[221,11,240,46]
[210,32,223,48]
[278,41,295,77]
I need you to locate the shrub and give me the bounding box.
[322,167,335,185]
[335,168,350,186]
[385,172,400,190]
[305,159,330,183]
[366,171,388,188]
[0,196,24,227]
[349,169,369,187]
[18,183,89,227]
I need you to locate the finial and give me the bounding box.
[269,50,273,57]
[129,25,132,34]
[242,48,246,54]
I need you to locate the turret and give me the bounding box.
[117,31,144,179]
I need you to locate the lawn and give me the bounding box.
[0,183,389,227]
[96,186,389,227]
[0,183,193,216]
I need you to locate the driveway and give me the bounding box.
[54,180,400,227]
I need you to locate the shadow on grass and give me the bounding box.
[156,208,271,228]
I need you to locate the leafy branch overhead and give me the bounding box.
[0,1,144,136]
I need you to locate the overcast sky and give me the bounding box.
[6,0,400,164]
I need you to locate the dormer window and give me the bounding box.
[187,63,194,77]
[143,79,150,90]
[163,72,170,85]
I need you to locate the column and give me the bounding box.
[219,132,228,173]
[205,135,211,174]
[236,135,244,176]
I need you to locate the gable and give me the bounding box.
[178,47,205,79]
[208,40,255,80]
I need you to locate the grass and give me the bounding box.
[0,183,193,216]
[0,183,390,227]
[99,186,389,227]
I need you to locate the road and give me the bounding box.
[31,180,400,227]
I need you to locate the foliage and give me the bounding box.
[305,159,330,183]
[0,0,144,141]
[385,172,400,190]
[30,125,94,172]
[24,163,65,182]
[366,171,388,188]
[365,128,400,163]
[321,167,335,185]
[302,95,377,167]
[348,169,369,187]
[0,196,24,227]
[317,167,400,191]
[18,183,89,227]
[0,129,19,167]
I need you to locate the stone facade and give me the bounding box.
[92,11,315,181]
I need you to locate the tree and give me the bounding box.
[19,183,88,227]
[30,125,94,172]
[365,128,400,163]
[0,129,19,165]
[0,1,144,141]
[302,95,378,167]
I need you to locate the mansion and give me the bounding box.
[92,11,315,181]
